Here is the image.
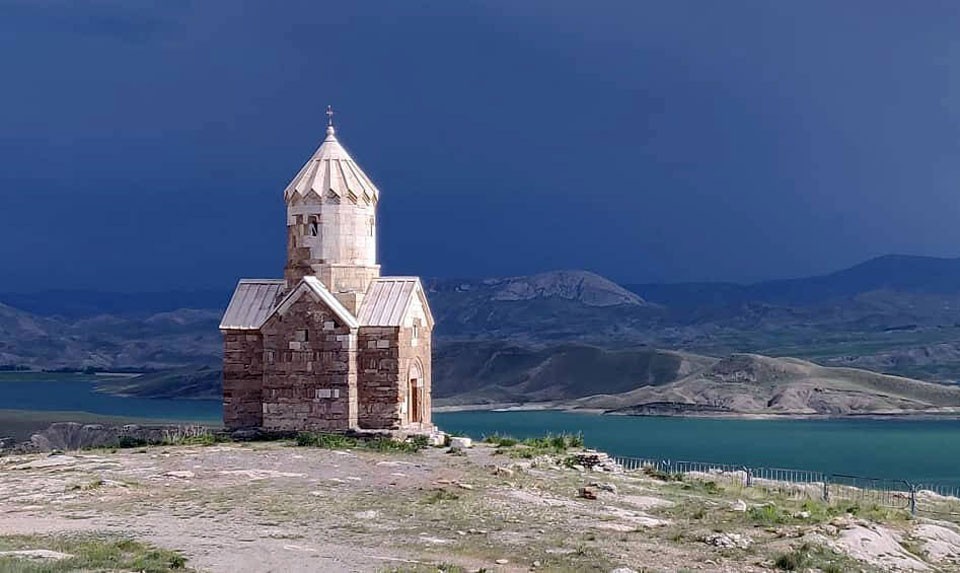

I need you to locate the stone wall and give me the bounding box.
[284,218,316,287]
[286,199,378,269]
[318,264,381,315]
[399,318,433,428]
[357,326,401,429]
[260,295,358,431]
[356,318,433,430]
[284,195,380,301]
[222,331,264,430]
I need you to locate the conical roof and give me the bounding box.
[283,124,380,204]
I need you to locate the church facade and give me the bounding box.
[219,112,434,432]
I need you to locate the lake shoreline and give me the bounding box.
[433,401,960,421]
[4,376,960,484]
[0,408,219,442]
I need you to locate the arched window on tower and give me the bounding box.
[309,222,319,236]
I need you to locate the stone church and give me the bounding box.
[219,110,434,432]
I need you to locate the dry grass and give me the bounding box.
[0,533,191,573]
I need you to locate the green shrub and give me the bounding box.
[483,433,519,447]
[773,542,851,572]
[679,480,721,495]
[486,432,584,458]
[294,432,425,453]
[423,489,460,504]
[774,551,801,571]
[0,533,191,572]
[117,435,148,449]
[161,426,219,446]
[521,432,583,451]
[409,435,429,449]
[748,504,789,525]
[642,466,684,482]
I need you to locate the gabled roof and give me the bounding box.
[358,277,434,328]
[283,125,380,205]
[268,275,360,330]
[220,280,285,330]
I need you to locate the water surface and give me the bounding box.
[0,374,221,422]
[2,375,958,485]
[435,410,960,485]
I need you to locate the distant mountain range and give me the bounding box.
[5,254,960,415]
[629,254,960,316]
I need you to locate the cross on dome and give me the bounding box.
[326,105,335,136]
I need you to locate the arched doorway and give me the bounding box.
[407,360,424,425]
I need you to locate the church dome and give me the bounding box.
[283,121,380,205]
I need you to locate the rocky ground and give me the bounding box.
[1,441,959,572]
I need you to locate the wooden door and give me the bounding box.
[410,381,421,423]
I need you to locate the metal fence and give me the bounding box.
[611,455,960,518]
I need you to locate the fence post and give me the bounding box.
[822,477,830,503]
[742,466,752,488]
[910,484,917,517]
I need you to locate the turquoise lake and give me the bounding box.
[2,376,959,486]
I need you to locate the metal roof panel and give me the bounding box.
[219,280,285,330]
[358,277,424,327]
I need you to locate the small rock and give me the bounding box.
[492,466,514,477]
[704,532,752,550]
[731,499,747,512]
[578,486,598,500]
[591,482,618,494]
[164,470,195,479]
[830,516,854,529]
[533,560,542,567]
[449,437,472,450]
[495,558,509,565]
[609,568,638,573]
[456,482,474,490]
[569,451,623,473]
[794,510,811,519]
[427,433,446,447]
[0,550,72,561]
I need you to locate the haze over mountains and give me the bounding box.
[5,254,960,415]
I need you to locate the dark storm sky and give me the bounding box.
[2,1,960,292]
